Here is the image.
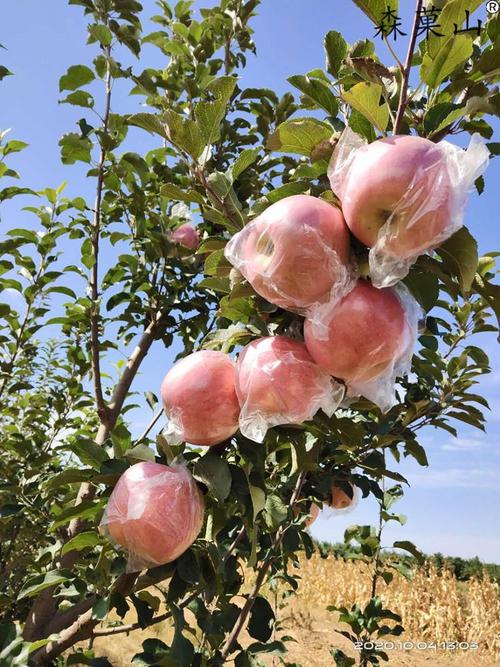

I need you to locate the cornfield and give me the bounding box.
[89,554,500,666]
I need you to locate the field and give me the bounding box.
[86,554,500,666]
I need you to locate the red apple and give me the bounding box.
[236,336,342,442]
[304,280,408,385]
[102,462,204,569]
[225,194,351,311]
[171,223,200,250]
[161,350,240,446]
[329,483,355,510]
[292,501,321,527]
[339,135,452,258]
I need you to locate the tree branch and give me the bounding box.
[89,45,112,425]
[220,471,306,660]
[393,0,423,135]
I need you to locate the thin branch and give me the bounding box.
[89,44,113,425]
[220,471,306,660]
[393,0,424,135]
[383,35,405,73]
[136,408,164,442]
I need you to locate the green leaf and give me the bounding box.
[61,530,102,555]
[164,109,204,158]
[437,227,478,292]
[288,75,339,116]
[61,90,95,108]
[194,76,237,147]
[424,103,464,136]
[59,133,92,165]
[228,148,260,181]
[248,484,266,522]
[352,0,398,25]
[421,35,473,88]
[325,30,348,77]
[248,596,274,642]
[88,24,113,46]
[193,453,231,502]
[124,443,156,462]
[342,82,389,132]
[267,117,332,156]
[403,269,439,312]
[128,113,168,139]
[51,499,105,530]
[264,494,288,530]
[18,570,73,600]
[59,64,95,91]
[0,65,13,80]
[160,183,204,204]
[393,540,424,564]
[473,274,500,337]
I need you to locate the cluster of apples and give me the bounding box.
[101,131,487,570]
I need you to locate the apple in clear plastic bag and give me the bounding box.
[340,135,452,257]
[161,350,240,446]
[236,336,343,443]
[225,194,351,311]
[171,223,200,250]
[101,462,205,569]
[304,280,408,385]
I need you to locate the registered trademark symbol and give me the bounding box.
[487,0,499,13]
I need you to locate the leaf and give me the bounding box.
[160,183,204,204]
[325,30,348,77]
[59,64,95,91]
[18,570,73,600]
[437,227,478,292]
[67,437,109,469]
[128,113,168,139]
[248,484,266,522]
[194,76,237,147]
[264,494,288,530]
[228,148,260,181]
[61,531,102,555]
[124,443,156,462]
[0,65,13,80]
[61,90,95,108]
[88,24,113,46]
[288,75,339,116]
[267,117,332,156]
[59,133,92,165]
[164,109,204,158]
[352,0,398,25]
[193,453,231,502]
[424,103,464,136]
[421,35,473,88]
[473,275,500,339]
[342,82,389,132]
[248,596,274,641]
[51,499,105,530]
[393,540,424,564]
[403,269,439,312]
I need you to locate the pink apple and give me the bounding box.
[225,194,351,311]
[236,335,342,442]
[340,135,452,257]
[102,462,204,569]
[171,223,200,250]
[304,280,408,385]
[161,350,240,446]
[329,483,355,510]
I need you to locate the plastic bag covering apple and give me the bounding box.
[323,482,360,518]
[328,128,489,288]
[100,462,205,572]
[236,336,345,443]
[304,280,422,412]
[171,222,200,250]
[161,350,240,446]
[224,194,355,315]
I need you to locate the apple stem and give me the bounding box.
[393,0,424,135]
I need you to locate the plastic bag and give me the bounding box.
[161,350,240,447]
[328,128,489,287]
[304,280,422,412]
[99,461,205,572]
[224,194,356,315]
[236,335,345,443]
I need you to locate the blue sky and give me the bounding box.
[1,1,499,561]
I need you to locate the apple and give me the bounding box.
[292,501,321,527]
[304,280,408,385]
[101,461,204,569]
[329,483,355,510]
[171,223,200,250]
[339,135,452,258]
[236,335,342,443]
[224,194,351,311]
[161,350,240,446]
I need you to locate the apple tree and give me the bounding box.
[0,0,499,665]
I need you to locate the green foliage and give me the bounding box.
[0,0,499,665]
